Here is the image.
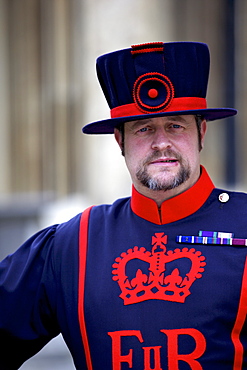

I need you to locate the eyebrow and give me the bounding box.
[128,119,152,130]
[128,115,190,130]
[165,115,189,123]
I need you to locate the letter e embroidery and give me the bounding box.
[108,330,144,370]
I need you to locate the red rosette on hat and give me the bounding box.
[133,72,175,113]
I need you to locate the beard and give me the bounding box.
[136,149,191,191]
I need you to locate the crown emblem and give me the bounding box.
[112,233,206,305]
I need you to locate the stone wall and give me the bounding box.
[0,0,246,368]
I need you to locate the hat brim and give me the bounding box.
[82,108,237,134]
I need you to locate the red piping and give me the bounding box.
[231,256,247,369]
[78,206,94,370]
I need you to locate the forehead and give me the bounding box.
[125,115,196,129]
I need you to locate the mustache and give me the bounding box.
[142,149,182,165]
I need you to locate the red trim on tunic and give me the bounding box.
[78,206,94,370]
[231,256,247,370]
[131,166,215,225]
[111,97,207,118]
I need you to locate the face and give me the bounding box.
[114,115,207,202]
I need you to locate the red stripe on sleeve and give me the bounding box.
[231,256,247,370]
[78,206,94,370]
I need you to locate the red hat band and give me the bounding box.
[111,97,207,119]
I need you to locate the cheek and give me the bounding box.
[125,152,139,173]
[124,142,146,172]
[177,138,200,163]
[184,143,201,168]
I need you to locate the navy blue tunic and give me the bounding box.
[1,167,247,369]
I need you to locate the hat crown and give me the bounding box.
[82,41,236,134]
[96,42,210,110]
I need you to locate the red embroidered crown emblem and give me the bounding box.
[112,233,206,305]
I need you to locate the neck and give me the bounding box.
[131,166,215,225]
[133,168,201,207]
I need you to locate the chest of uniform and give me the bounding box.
[82,221,247,369]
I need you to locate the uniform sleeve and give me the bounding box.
[0,225,60,369]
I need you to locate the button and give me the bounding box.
[218,193,230,203]
[148,88,158,99]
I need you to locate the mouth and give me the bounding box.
[150,158,179,165]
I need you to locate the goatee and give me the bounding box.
[136,150,191,191]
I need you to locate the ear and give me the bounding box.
[114,128,123,149]
[114,128,125,156]
[200,119,207,150]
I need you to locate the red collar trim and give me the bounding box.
[131,166,215,225]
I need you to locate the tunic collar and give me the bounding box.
[130,166,215,225]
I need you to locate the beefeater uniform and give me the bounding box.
[1,42,243,369]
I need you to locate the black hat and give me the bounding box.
[82,42,237,134]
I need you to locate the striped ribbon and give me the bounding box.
[176,231,247,246]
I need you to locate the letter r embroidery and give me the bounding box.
[160,328,206,370]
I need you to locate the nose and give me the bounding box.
[151,127,172,151]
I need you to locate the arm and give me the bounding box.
[0,225,60,368]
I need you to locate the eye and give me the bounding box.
[136,126,153,134]
[168,123,185,132]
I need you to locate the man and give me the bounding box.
[0,42,245,370]
[114,114,207,206]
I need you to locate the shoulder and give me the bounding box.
[51,197,130,246]
[207,188,247,220]
[51,213,83,261]
[90,196,131,217]
[212,188,247,205]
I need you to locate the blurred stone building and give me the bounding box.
[0,0,246,368]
